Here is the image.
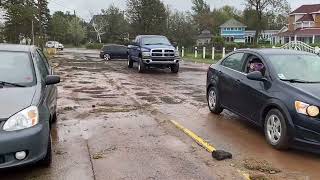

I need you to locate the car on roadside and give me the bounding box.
[45,41,64,51]
[127,35,180,73]
[99,44,128,60]
[206,49,320,152]
[0,44,60,168]
[57,43,64,51]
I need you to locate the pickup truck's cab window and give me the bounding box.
[221,53,245,72]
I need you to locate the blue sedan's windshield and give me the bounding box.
[268,54,320,83]
[141,37,171,45]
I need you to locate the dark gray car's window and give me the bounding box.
[0,51,35,86]
[221,53,245,72]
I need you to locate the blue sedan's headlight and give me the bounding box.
[3,106,39,131]
[295,101,320,117]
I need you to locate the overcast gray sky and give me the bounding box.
[48,0,320,21]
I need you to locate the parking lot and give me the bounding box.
[1,48,319,180]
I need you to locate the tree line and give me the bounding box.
[0,0,290,47]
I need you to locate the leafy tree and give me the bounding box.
[211,5,241,34]
[49,11,69,42]
[126,0,167,36]
[101,5,129,43]
[191,0,213,32]
[245,0,289,44]
[67,16,86,46]
[3,0,37,43]
[166,11,197,47]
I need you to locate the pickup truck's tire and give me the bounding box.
[170,63,179,73]
[128,55,133,68]
[138,59,146,73]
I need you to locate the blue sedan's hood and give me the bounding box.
[141,44,175,51]
[288,83,320,101]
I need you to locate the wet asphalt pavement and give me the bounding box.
[1,48,319,180]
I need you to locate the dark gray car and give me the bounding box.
[0,44,60,168]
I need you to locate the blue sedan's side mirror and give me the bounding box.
[247,71,267,82]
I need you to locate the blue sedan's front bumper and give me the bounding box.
[291,114,320,152]
[0,123,49,169]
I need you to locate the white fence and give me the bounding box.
[279,41,319,54]
[177,42,320,61]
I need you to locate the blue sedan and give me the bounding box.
[206,49,320,151]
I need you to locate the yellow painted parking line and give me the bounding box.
[170,120,216,152]
[238,170,251,180]
[169,120,251,180]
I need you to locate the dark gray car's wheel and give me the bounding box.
[207,86,223,114]
[171,63,179,73]
[138,59,145,73]
[104,54,111,61]
[128,55,133,68]
[39,134,52,167]
[264,109,290,150]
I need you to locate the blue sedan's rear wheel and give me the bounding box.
[207,86,223,114]
[264,109,290,150]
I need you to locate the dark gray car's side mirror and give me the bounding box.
[247,71,267,81]
[45,75,60,85]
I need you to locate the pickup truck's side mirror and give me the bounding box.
[172,42,177,47]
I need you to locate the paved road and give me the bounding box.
[1,48,319,180]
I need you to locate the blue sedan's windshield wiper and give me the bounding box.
[0,81,26,87]
[280,79,320,83]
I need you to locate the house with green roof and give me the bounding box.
[220,18,247,43]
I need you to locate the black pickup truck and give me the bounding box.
[127,35,180,73]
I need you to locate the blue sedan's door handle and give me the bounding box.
[235,79,241,86]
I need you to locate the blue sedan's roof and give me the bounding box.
[0,44,35,52]
[238,48,313,56]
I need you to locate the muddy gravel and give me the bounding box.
[0,48,319,180]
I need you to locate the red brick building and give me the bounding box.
[277,4,320,44]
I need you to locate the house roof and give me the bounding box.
[290,4,320,14]
[297,14,314,22]
[220,18,247,28]
[198,30,212,39]
[278,28,320,36]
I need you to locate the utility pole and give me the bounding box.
[32,20,34,45]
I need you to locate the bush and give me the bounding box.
[86,43,104,49]
[310,43,320,47]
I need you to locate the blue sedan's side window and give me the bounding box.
[221,53,245,72]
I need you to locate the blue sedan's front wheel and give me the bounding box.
[264,109,290,150]
[207,86,223,114]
